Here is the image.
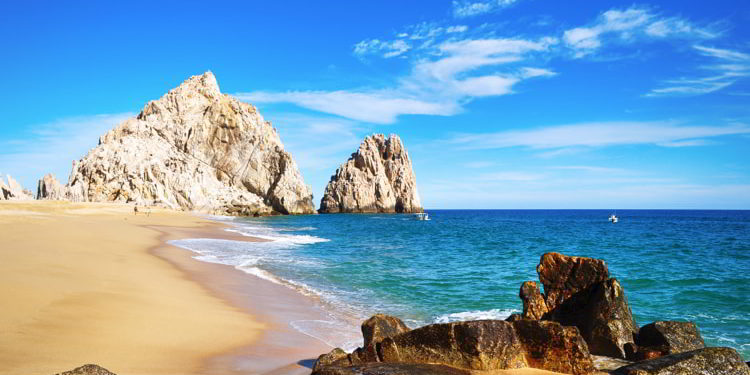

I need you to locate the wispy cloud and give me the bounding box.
[452,0,520,18]
[563,6,717,58]
[647,45,750,97]
[0,113,133,189]
[236,36,557,124]
[449,121,750,150]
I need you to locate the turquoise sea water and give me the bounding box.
[172,210,750,358]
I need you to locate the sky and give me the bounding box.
[1,1,749,209]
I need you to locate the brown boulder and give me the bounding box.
[377,319,594,375]
[613,347,750,375]
[635,321,705,356]
[513,320,595,375]
[312,362,471,375]
[313,348,351,372]
[360,314,410,362]
[520,281,549,320]
[53,364,117,375]
[536,252,609,311]
[547,277,638,359]
[378,320,526,371]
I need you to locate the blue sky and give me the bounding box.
[1,1,749,208]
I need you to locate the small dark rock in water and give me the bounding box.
[53,364,116,375]
[520,280,548,320]
[546,277,638,359]
[360,314,410,362]
[536,252,609,311]
[312,362,471,375]
[613,347,750,375]
[635,321,705,356]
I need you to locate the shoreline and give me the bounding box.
[150,219,334,375]
[0,201,330,375]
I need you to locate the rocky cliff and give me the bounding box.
[319,134,422,213]
[47,72,314,215]
[1,175,33,200]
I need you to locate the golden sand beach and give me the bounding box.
[0,201,268,375]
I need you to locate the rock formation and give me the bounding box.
[536,252,610,311]
[37,173,67,200]
[48,72,314,215]
[520,281,548,320]
[626,321,706,360]
[52,364,117,375]
[1,175,33,200]
[313,316,594,375]
[613,347,750,375]
[319,134,422,213]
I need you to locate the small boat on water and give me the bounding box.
[608,213,619,223]
[415,212,430,221]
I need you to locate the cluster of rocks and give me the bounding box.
[0,174,33,200]
[319,134,422,214]
[52,364,116,375]
[313,252,749,375]
[12,72,423,217]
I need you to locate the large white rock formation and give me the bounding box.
[319,134,422,213]
[1,175,34,200]
[40,72,315,215]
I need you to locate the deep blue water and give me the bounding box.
[172,210,750,357]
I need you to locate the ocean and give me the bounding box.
[171,209,750,357]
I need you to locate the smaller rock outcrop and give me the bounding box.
[613,347,750,375]
[37,173,67,200]
[1,175,33,200]
[520,281,548,320]
[52,364,117,375]
[360,314,410,362]
[319,134,422,214]
[536,252,609,311]
[626,321,705,360]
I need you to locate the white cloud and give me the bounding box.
[647,45,749,97]
[694,45,750,61]
[354,39,411,59]
[235,91,457,124]
[237,36,556,124]
[446,25,469,33]
[0,113,133,190]
[563,7,717,57]
[450,121,750,150]
[452,0,520,18]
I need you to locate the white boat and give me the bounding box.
[608,213,619,223]
[415,212,430,221]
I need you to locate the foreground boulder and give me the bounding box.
[37,173,67,200]
[520,281,548,320]
[314,363,471,375]
[61,72,315,215]
[536,252,609,311]
[319,134,422,213]
[626,321,705,360]
[52,364,116,375]
[314,317,594,375]
[547,277,638,359]
[613,347,749,375]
